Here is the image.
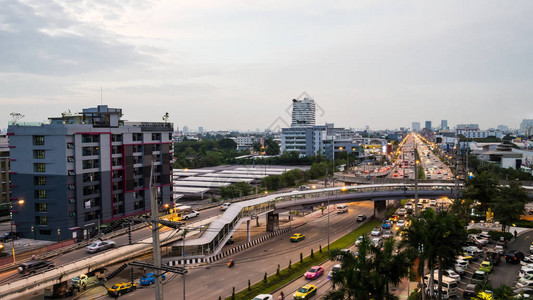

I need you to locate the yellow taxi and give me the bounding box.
[107,282,136,296]
[293,284,317,299]
[290,233,305,242]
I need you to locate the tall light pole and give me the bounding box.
[11,199,24,263]
[414,140,420,217]
[149,161,164,300]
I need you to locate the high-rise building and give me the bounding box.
[291,98,316,128]
[425,121,432,131]
[411,122,421,132]
[182,126,189,134]
[440,120,448,130]
[8,105,173,241]
[198,126,204,134]
[456,124,479,130]
[0,135,10,205]
[497,125,509,132]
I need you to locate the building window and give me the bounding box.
[112,134,122,142]
[67,142,74,149]
[68,170,75,176]
[39,229,51,235]
[82,159,99,169]
[82,146,99,156]
[33,136,45,146]
[152,133,161,141]
[134,201,144,210]
[168,133,172,140]
[68,197,76,204]
[68,184,76,190]
[35,203,47,212]
[81,134,99,143]
[34,176,46,186]
[132,133,143,142]
[68,211,76,217]
[34,163,46,173]
[36,216,48,225]
[33,150,45,159]
[67,156,75,162]
[34,190,47,199]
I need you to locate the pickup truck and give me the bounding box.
[180,210,199,220]
[70,269,106,292]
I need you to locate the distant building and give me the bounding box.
[234,136,257,151]
[497,125,509,133]
[291,98,316,128]
[8,105,173,241]
[0,135,10,205]
[456,129,503,139]
[198,126,204,134]
[440,120,448,130]
[182,126,189,134]
[520,119,533,130]
[456,124,479,130]
[425,121,432,131]
[411,122,421,132]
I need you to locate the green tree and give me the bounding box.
[492,182,529,232]
[218,139,237,151]
[463,171,499,212]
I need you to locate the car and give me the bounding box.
[517,280,533,289]
[471,271,488,285]
[17,259,55,275]
[108,282,136,296]
[328,264,341,277]
[382,220,392,229]
[455,259,468,271]
[304,266,324,280]
[479,261,493,273]
[519,274,533,282]
[0,231,22,242]
[355,235,364,246]
[219,203,231,210]
[371,237,383,248]
[356,215,367,222]
[454,265,466,276]
[434,269,461,281]
[290,233,305,242]
[396,219,406,229]
[293,284,317,300]
[514,287,533,296]
[461,253,474,261]
[139,272,166,286]
[405,203,413,210]
[463,283,479,298]
[85,240,116,253]
[382,230,393,239]
[252,295,273,300]
[520,268,533,278]
[398,208,406,216]
[371,227,382,236]
[430,199,437,206]
[495,245,504,255]
[506,250,525,263]
[472,235,489,246]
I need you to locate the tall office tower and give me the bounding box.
[411,122,421,132]
[520,119,533,130]
[8,105,173,241]
[425,121,432,131]
[291,97,316,128]
[441,120,448,130]
[198,126,204,134]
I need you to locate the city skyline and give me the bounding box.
[1,1,533,131]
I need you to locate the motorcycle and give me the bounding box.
[228,259,234,268]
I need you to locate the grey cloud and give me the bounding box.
[0,0,153,76]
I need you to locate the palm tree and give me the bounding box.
[373,237,412,298]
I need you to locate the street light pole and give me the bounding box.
[414,141,419,217]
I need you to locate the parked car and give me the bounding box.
[304,266,324,280]
[252,295,273,300]
[520,268,533,279]
[434,269,461,281]
[516,279,533,289]
[107,282,136,297]
[0,232,22,242]
[382,230,393,239]
[356,215,367,222]
[506,250,525,264]
[479,261,493,273]
[290,233,305,242]
[293,284,317,300]
[139,272,166,286]
[471,271,488,285]
[455,259,469,271]
[371,227,382,236]
[530,242,533,254]
[86,240,116,253]
[463,284,479,298]
[17,259,54,275]
[355,235,364,246]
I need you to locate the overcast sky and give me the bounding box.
[1,0,533,131]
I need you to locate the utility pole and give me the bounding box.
[182,229,187,300]
[150,161,164,300]
[414,140,419,217]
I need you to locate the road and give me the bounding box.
[0,206,223,285]
[73,201,375,300]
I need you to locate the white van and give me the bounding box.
[424,276,458,298]
[336,204,348,213]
